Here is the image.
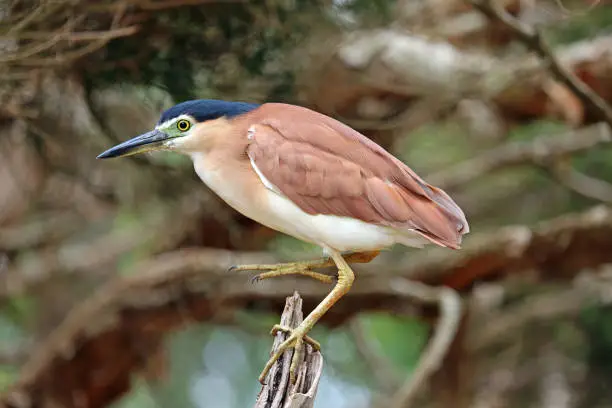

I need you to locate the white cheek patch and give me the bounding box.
[164,131,192,149]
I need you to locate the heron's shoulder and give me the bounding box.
[250,103,393,160]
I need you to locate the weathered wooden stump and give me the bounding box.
[255,292,323,408]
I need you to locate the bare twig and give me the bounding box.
[135,0,244,10]
[0,18,82,63]
[548,0,603,19]
[548,159,612,203]
[7,2,66,34]
[255,292,323,408]
[13,26,139,42]
[388,280,462,408]
[470,0,612,126]
[11,2,130,66]
[427,122,612,189]
[2,0,137,71]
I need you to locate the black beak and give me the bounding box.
[97,129,170,159]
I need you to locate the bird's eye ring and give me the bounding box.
[177,119,191,132]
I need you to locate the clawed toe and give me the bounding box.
[270,324,320,350]
[259,325,320,384]
[239,265,334,285]
[228,263,277,272]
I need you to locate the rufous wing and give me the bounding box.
[246,104,469,249]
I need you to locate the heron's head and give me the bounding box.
[97,99,259,159]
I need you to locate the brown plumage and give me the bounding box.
[245,103,468,249]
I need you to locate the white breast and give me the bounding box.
[191,152,256,217]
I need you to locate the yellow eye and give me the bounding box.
[177,119,191,132]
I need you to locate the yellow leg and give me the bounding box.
[229,250,379,284]
[258,248,356,384]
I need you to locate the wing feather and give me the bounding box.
[245,104,469,248]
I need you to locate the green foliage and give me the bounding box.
[572,146,612,183]
[3,292,37,330]
[0,314,27,392]
[398,122,477,174]
[332,0,396,26]
[267,234,323,259]
[0,315,25,345]
[506,119,569,142]
[359,313,428,374]
[547,6,612,45]
[580,306,612,375]
[110,381,158,408]
[0,367,18,393]
[85,1,328,103]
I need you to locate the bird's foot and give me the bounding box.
[229,260,335,284]
[259,324,321,384]
[228,251,380,284]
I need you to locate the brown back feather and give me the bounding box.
[244,103,469,248]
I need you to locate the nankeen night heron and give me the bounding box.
[98,99,469,384]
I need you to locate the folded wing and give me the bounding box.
[246,104,469,249]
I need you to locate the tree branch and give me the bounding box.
[427,122,612,189]
[389,281,462,408]
[470,0,612,126]
[0,193,206,302]
[547,159,612,203]
[469,269,612,352]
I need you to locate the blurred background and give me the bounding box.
[1,0,612,407]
